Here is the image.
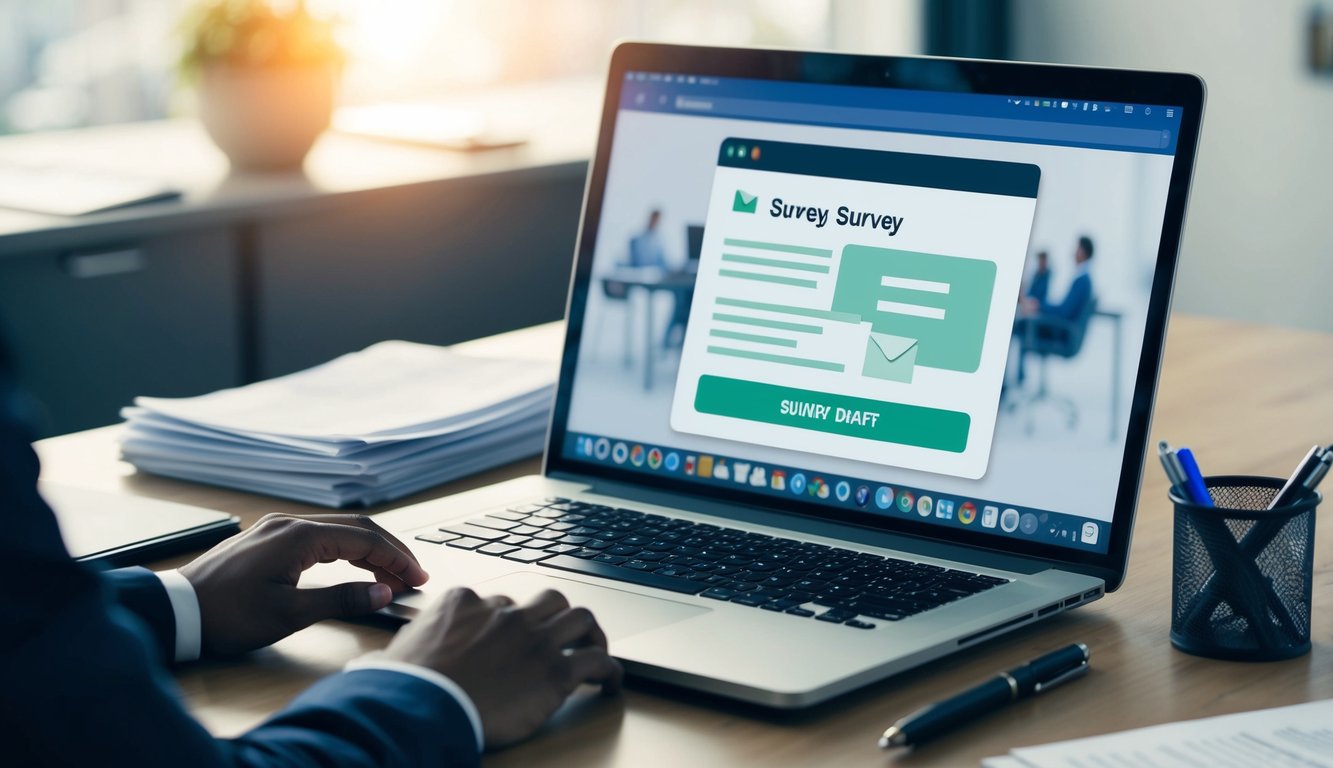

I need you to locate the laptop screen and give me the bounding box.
[555,58,1189,558]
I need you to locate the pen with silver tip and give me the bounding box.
[878,643,1090,751]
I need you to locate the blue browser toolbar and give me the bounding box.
[622,71,1181,155]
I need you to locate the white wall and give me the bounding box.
[1013,0,1333,333]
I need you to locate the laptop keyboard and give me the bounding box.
[414,498,1009,630]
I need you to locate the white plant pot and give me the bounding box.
[198,65,336,171]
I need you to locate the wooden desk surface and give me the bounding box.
[35,313,1333,766]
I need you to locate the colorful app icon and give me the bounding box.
[854,485,870,507]
[770,470,787,491]
[647,447,663,470]
[713,459,730,481]
[611,442,629,464]
[790,473,807,495]
[958,501,978,525]
[917,495,933,517]
[809,477,830,499]
[749,465,766,486]
[981,505,999,528]
[1000,508,1020,533]
[1019,512,1039,535]
[697,455,714,478]
[835,481,852,502]
[593,437,611,461]
[897,490,916,513]
[684,455,697,475]
[874,486,895,510]
[664,452,681,472]
[1081,522,1099,545]
[732,461,751,484]
[936,499,955,520]
[630,445,646,467]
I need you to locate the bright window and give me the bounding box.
[0,0,918,134]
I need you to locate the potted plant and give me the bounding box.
[180,0,344,171]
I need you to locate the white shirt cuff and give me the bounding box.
[345,655,484,752]
[154,569,202,663]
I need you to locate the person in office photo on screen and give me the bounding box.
[0,338,621,767]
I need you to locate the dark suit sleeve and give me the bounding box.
[0,358,480,766]
[101,566,178,662]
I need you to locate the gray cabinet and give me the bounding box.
[256,173,584,378]
[0,228,242,437]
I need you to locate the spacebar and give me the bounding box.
[538,556,704,595]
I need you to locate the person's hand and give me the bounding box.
[381,587,623,749]
[179,513,429,655]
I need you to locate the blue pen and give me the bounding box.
[1175,448,1214,507]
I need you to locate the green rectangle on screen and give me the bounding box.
[693,375,970,453]
[831,245,996,373]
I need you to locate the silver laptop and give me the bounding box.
[338,44,1204,708]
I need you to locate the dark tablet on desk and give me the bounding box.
[42,483,240,568]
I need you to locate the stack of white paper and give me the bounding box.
[119,340,558,508]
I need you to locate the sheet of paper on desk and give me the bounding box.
[984,699,1333,767]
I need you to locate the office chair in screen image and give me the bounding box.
[1008,294,1098,435]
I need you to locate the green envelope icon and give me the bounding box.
[863,332,918,383]
[733,189,758,213]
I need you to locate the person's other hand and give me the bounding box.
[381,587,623,749]
[179,513,428,655]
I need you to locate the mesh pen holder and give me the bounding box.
[1170,476,1318,661]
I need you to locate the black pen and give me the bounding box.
[878,644,1089,750]
[1269,445,1329,510]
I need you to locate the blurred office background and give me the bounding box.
[1,0,1328,437]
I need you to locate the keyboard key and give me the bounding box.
[538,555,703,595]
[844,619,877,630]
[415,531,457,544]
[466,517,519,532]
[478,542,519,556]
[816,609,856,623]
[503,548,554,564]
[546,543,582,555]
[785,607,816,617]
[700,588,737,601]
[593,554,629,565]
[439,525,507,542]
[509,525,541,537]
[487,510,529,522]
[731,593,770,607]
[445,537,488,551]
[500,535,532,546]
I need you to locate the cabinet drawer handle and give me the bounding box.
[63,248,147,278]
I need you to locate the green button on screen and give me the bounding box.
[693,375,970,453]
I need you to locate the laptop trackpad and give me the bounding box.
[477,572,710,643]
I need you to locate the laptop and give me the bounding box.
[321,44,1204,708]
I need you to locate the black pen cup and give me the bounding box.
[1170,476,1318,661]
